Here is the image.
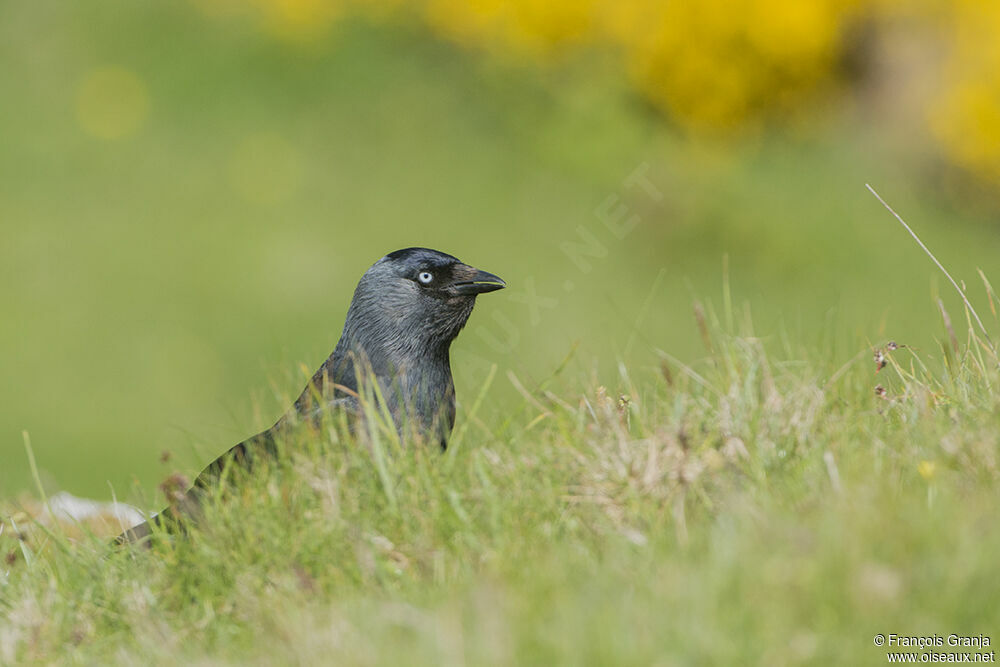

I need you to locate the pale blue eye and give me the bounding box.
[418,271,434,284]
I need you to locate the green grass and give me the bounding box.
[3,3,1000,663]
[2,299,998,664]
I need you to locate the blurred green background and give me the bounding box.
[3,0,999,500]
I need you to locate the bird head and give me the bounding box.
[342,248,506,360]
[379,247,506,299]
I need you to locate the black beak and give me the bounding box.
[453,269,506,295]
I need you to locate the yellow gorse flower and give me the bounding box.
[210,0,1000,186]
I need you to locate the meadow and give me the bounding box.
[2,2,1000,663]
[3,298,998,663]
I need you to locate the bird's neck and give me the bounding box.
[330,293,474,382]
[297,295,472,446]
[326,317,457,444]
[333,315,453,379]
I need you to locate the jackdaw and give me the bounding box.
[117,247,504,543]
